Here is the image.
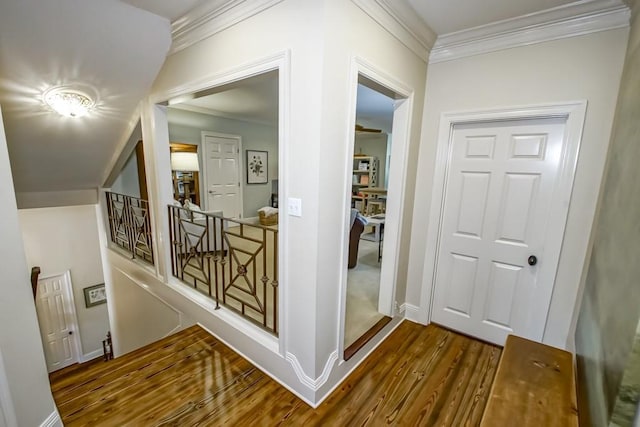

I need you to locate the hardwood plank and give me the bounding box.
[480,334,578,427]
[51,321,501,426]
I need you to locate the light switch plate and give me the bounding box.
[288,197,302,217]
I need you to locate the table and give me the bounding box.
[363,215,385,262]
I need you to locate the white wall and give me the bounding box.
[114,0,428,405]
[0,105,59,426]
[19,205,111,359]
[407,28,629,349]
[110,150,140,198]
[109,267,187,356]
[167,108,278,217]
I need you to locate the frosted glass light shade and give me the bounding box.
[44,88,94,118]
[171,152,199,171]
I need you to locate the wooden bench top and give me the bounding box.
[480,335,578,427]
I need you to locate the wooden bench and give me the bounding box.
[481,335,579,427]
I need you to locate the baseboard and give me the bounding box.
[285,350,339,392]
[40,409,62,427]
[400,303,421,322]
[80,349,103,363]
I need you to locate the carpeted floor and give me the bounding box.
[345,238,385,347]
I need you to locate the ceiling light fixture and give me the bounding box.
[43,87,94,118]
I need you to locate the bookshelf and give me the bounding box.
[351,155,378,213]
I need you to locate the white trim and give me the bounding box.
[285,351,339,392]
[400,303,421,323]
[200,131,244,217]
[417,102,588,332]
[170,0,284,55]
[150,52,286,106]
[36,271,84,372]
[80,349,103,363]
[337,56,414,357]
[351,0,436,61]
[39,410,61,427]
[0,349,17,427]
[430,0,630,63]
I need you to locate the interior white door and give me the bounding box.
[35,271,80,372]
[431,117,568,345]
[203,134,242,218]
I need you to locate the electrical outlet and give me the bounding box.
[288,197,302,217]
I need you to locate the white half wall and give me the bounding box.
[407,28,630,349]
[18,204,111,359]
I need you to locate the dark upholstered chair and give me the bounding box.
[348,210,366,269]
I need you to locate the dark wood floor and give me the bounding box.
[50,321,501,426]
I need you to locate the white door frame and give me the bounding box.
[418,101,588,330]
[200,131,244,216]
[337,57,414,356]
[36,270,83,371]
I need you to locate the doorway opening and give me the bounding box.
[343,73,409,360]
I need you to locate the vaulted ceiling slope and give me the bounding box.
[0,0,171,193]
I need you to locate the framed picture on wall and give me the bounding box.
[83,283,107,308]
[247,150,268,184]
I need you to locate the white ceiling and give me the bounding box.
[0,0,627,195]
[0,0,171,193]
[407,0,580,34]
[356,85,395,134]
[120,0,209,21]
[171,71,280,125]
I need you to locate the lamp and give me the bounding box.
[44,87,94,118]
[170,152,199,171]
[170,151,199,205]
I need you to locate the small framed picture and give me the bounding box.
[246,150,268,184]
[84,283,107,308]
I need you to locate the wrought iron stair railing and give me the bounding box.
[168,205,278,335]
[106,191,154,265]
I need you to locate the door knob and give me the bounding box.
[528,255,537,266]
[68,331,73,335]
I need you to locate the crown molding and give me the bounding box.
[430,0,630,64]
[170,0,284,55]
[352,0,436,62]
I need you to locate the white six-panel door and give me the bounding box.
[202,133,242,218]
[431,118,567,345]
[35,271,80,372]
